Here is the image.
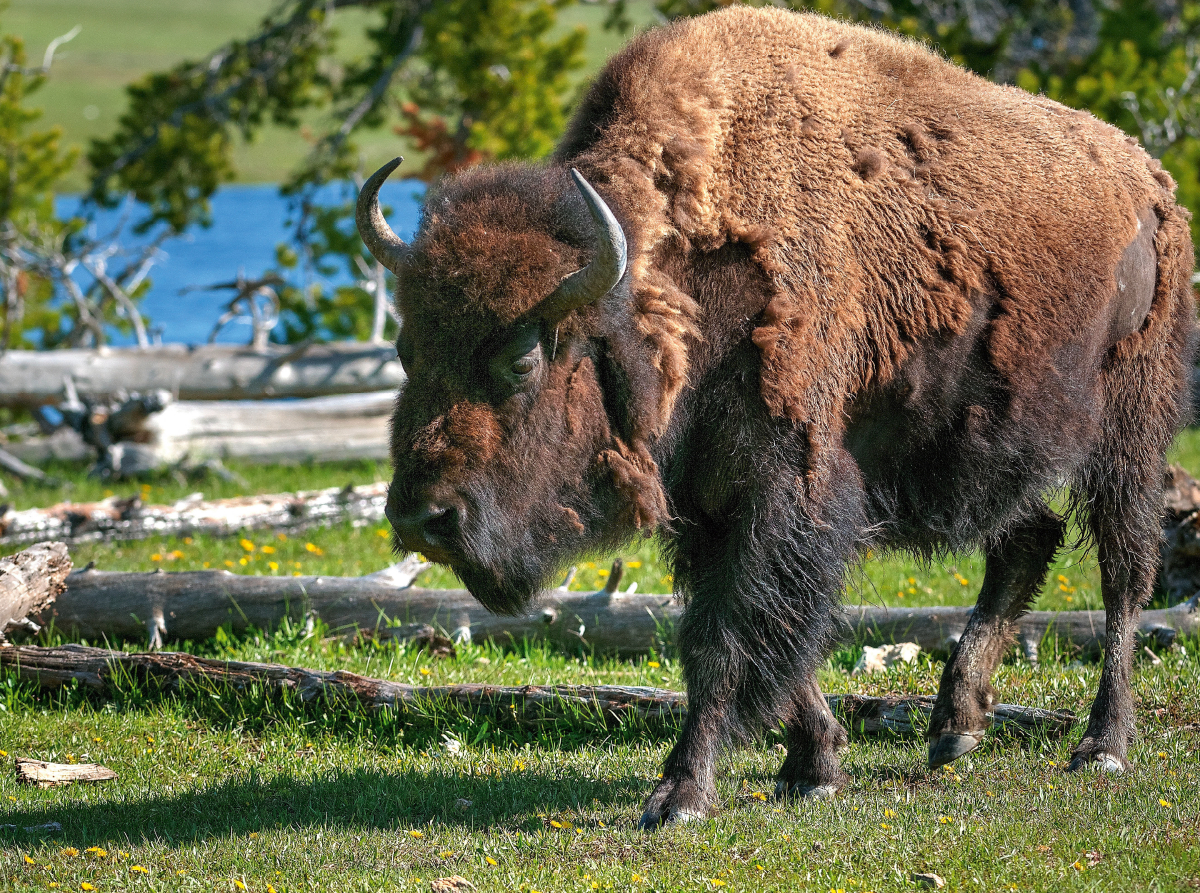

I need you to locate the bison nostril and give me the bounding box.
[390,504,459,553]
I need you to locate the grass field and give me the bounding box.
[1,434,1199,891]
[7,0,657,192]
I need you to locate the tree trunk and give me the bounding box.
[0,482,388,548]
[0,542,72,642]
[0,342,405,407]
[45,562,1200,658]
[0,643,1078,740]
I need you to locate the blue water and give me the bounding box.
[55,180,425,346]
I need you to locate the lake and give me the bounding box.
[55,180,426,346]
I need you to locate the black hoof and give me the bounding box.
[927,732,983,769]
[774,779,842,800]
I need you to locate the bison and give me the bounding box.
[359,6,1196,827]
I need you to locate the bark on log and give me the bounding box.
[14,757,117,788]
[0,542,72,642]
[45,562,1200,658]
[4,392,393,468]
[0,644,1078,740]
[0,343,405,407]
[0,482,388,547]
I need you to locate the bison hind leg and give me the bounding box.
[927,505,1065,768]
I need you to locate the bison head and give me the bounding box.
[359,159,664,614]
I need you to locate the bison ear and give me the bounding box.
[537,169,627,322]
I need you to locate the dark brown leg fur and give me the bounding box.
[775,675,849,798]
[1068,490,1161,773]
[927,506,1065,768]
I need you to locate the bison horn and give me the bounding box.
[539,168,628,320]
[356,157,409,275]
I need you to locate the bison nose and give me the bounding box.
[387,503,459,555]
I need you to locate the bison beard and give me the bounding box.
[366,7,1197,828]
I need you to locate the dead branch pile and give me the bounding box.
[0,482,387,547]
[0,643,1078,740]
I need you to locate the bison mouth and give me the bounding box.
[454,557,546,616]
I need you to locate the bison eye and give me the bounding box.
[486,322,543,396]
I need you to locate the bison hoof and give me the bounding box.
[636,805,706,830]
[773,780,841,800]
[636,778,713,831]
[927,732,983,770]
[1067,750,1128,774]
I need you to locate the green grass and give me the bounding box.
[7,0,659,191]
[0,629,1196,892]
[3,434,1199,890]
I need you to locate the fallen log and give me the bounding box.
[0,543,72,643]
[0,644,1078,740]
[4,392,393,469]
[0,481,388,547]
[0,342,405,407]
[45,561,1200,658]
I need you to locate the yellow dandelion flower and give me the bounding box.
[150,553,162,562]
[1072,861,1085,871]
[959,577,969,585]
[1158,752,1168,759]
[86,847,107,857]
[235,881,247,891]
[268,886,277,893]
[239,557,248,566]
[81,884,95,891]
[752,791,768,801]
[647,661,660,668]
[261,545,275,554]
[305,542,323,555]
[938,816,952,824]
[269,562,279,572]
[628,560,642,568]
[240,539,255,552]
[907,577,916,584]
[408,830,424,838]
[549,820,564,828]
[225,560,234,568]
[183,536,193,544]
[880,823,891,830]
[377,529,390,538]
[131,866,148,873]
[883,808,897,817]
[23,854,34,864]
[486,857,498,866]
[419,667,431,676]
[61,848,79,857]
[1160,799,1173,807]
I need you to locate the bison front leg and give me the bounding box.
[927,507,1064,768]
[775,675,849,798]
[637,602,735,828]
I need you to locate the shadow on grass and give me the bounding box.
[0,764,652,848]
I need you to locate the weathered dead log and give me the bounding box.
[5,392,393,469]
[0,481,388,547]
[0,543,72,642]
[45,561,1200,658]
[0,342,405,407]
[14,757,117,788]
[0,644,1078,740]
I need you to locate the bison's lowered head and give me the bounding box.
[360,159,668,615]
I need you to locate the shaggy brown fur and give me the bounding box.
[559,8,1187,474]
[383,6,1195,829]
